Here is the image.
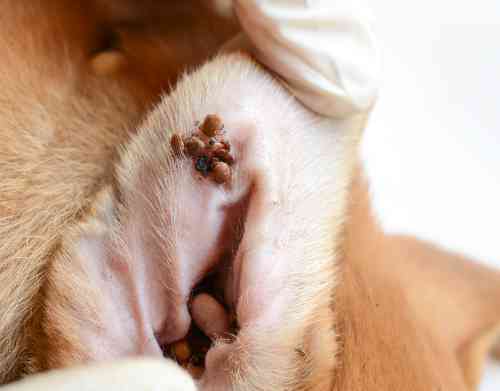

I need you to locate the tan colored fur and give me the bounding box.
[0,0,236,382]
[333,169,500,390]
[0,1,499,390]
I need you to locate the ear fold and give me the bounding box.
[39,187,121,369]
[385,235,500,389]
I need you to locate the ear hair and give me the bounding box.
[39,187,118,369]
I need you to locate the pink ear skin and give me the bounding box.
[44,54,352,388]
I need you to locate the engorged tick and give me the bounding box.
[168,115,235,185]
[195,156,210,175]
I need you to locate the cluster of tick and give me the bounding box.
[170,114,234,185]
[164,326,211,379]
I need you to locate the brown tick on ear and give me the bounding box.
[170,115,235,185]
[200,114,223,137]
[170,133,184,155]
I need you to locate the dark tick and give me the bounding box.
[195,156,210,175]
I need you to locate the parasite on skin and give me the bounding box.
[191,293,231,339]
[214,149,234,165]
[185,136,205,157]
[195,156,211,176]
[200,114,223,137]
[186,363,204,379]
[171,340,191,363]
[170,133,184,155]
[169,115,234,185]
[212,162,231,185]
[164,287,237,377]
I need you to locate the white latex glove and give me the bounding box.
[0,359,196,391]
[232,0,380,118]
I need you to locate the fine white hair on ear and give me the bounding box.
[1,359,196,391]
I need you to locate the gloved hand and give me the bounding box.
[231,0,380,118]
[0,359,196,391]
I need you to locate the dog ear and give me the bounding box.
[39,187,123,368]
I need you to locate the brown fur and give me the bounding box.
[0,0,236,382]
[333,169,500,390]
[0,1,499,390]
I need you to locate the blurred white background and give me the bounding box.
[361,0,500,389]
